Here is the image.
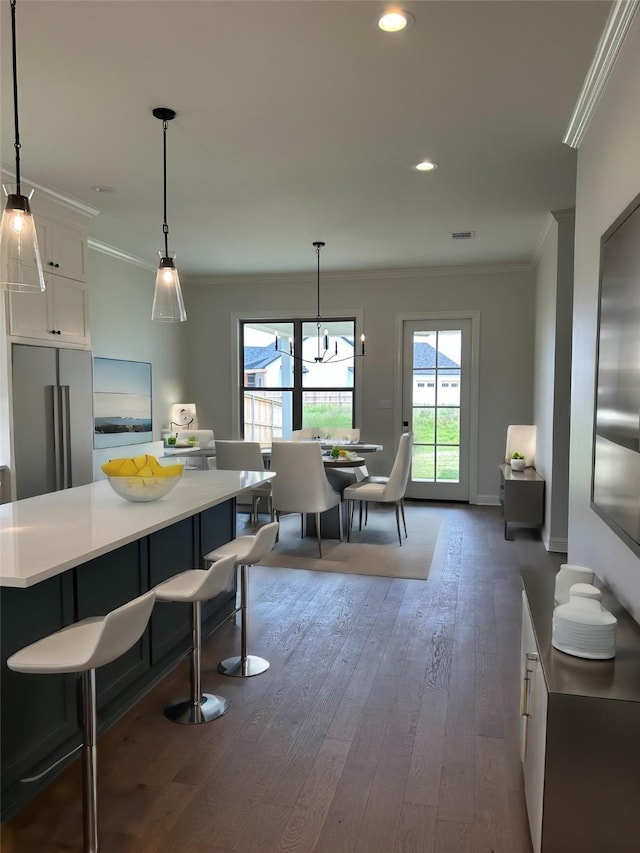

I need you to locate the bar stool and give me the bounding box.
[154,552,237,724]
[203,521,279,678]
[6,589,156,853]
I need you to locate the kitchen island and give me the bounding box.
[0,468,274,821]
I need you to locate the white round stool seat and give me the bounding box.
[7,590,156,675]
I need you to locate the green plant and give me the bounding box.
[331,446,340,458]
[511,451,525,460]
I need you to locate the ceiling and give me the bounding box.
[0,0,612,277]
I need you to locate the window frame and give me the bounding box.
[237,314,363,438]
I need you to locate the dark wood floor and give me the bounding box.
[2,504,564,852]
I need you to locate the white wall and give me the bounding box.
[182,264,535,500]
[569,14,640,619]
[534,210,574,552]
[87,249,187,478]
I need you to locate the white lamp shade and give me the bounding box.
[0,188,45,292]
[152,253,186,322]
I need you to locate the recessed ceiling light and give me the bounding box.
[378,10,414,33]
[91,185,115,193]
[414,160,439,172]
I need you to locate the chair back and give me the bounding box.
[241,521,280,565]
[214,440,265,471]
[198,553,237,600]
[270,441,340,514]
[290,428,314,441]
[382,432,412,502]
[89,590,156,670]
[331,428,360,442]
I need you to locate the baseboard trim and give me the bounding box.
[476,494,500,506]
[546,537,568,554]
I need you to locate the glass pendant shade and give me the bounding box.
[0,188,45,293]
[152,252,186,322]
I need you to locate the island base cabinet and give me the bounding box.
[0,501,236,823]
[0,573,78,816]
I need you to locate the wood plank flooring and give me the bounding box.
[1,503,564,852]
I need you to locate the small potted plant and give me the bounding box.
[187,435,198,447]
[510,451,526,471]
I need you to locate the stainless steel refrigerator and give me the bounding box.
[12,344,94,499]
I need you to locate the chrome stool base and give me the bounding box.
[218,654,270,678]
[164,693,230,725]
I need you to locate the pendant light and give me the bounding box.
[151,107,186,322]
[0,0,45,293]
[274,241,366,364]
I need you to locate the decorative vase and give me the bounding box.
[510,458,526,471]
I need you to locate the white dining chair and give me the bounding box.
[331,428,360,443]
[290,428,314,440]
[212,440,273,524]
[270,441,342,557]
[343,432,413,545]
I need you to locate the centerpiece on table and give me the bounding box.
[102,454,184,501]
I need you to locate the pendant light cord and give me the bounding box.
[162,119,169,258]
[10,0,22,194]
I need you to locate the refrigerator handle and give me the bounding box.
[60,386,71,490]
[51,386,62,491]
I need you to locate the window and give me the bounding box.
[240,318,357,441]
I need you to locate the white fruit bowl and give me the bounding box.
[107,472,183,502]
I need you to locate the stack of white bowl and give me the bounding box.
[552,582,617,660]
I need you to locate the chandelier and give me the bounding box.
[274,241,365,364]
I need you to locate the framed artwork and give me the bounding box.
[93,358,152,448]
[591,192,640,556]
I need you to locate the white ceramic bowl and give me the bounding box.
[107,472,183,502]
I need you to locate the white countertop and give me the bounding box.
[0,469,274,589]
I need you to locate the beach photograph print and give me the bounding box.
[93,358,152,448]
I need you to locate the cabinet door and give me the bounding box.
[39,216,87,282]
[6,285,50,340]
[49,277,90,346]
[520,592,548,853]
[7,275,90,347]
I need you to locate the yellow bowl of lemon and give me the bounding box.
[101,454,184,502]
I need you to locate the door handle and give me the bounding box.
[520,651,538,762]
[51,386,62,491]
[60,386,70,489]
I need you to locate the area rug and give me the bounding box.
[258,503,443,580]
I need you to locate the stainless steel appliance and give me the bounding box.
[12,344,93,498]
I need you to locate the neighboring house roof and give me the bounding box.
[244,345,282,370]
[413,342,460,375]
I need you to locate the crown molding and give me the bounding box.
[563,0,639,149]
[87,239,156,271]
[184,262,532,287]
[0,166,100,219]
[533,209,576,262]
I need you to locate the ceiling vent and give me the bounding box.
[451,230,475,240]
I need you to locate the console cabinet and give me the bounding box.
[499,463,544,539]
[520,570,640,852]
[5,213,90,348]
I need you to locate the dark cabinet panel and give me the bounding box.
[1,573,77,810]
[75,541,148,710]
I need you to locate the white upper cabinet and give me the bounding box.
[36,215,87,282]
[6,211,90,348]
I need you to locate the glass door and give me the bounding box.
[402,319,472,501]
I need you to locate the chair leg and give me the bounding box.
[395,501,402,546]
[400,498,408,537]
[164,601,230,724]
[218,564,270,677]
[363,501,368,529]
[337,501,343,542]
[81,669,99,853]
[347,499,353,542]
[315,512,323,558]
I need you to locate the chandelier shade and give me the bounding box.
[151,107,186,322]
[0,0,45,293]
